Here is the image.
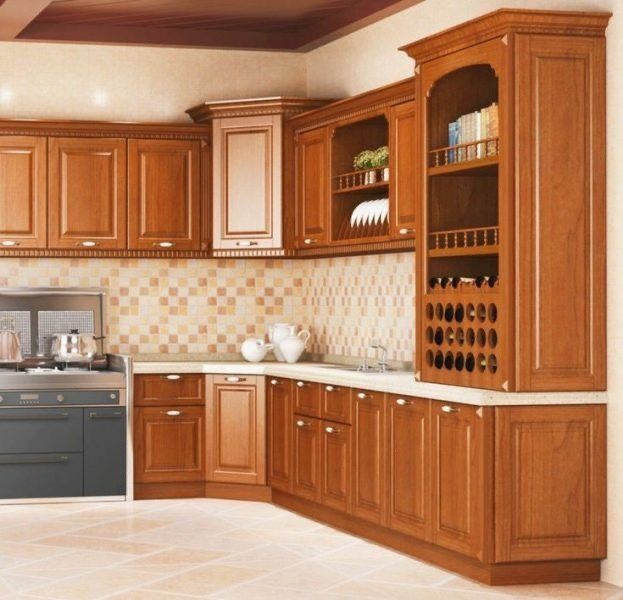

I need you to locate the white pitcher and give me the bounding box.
[240,338,273,363]
[279,330,311,364]
[268,323,293,362]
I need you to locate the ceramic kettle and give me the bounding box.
[279,330,311,364]
[268,323,294,362]
[241,338,273,363]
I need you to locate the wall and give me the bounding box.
[0,253,414,362]
[307,0,623,586]
[0,42,306,122]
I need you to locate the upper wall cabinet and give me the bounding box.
[48,137,127,250]
[289,79,416,257]
[187,97,327,256]
[0,136,47,249]
[128,138,202,251]
[402,9,609,391]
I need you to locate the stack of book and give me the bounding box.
[447,102,498,163]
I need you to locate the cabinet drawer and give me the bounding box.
[294,380,321,418]
[0,453,83,499]
[134,374,204,406]
[321,384,351,424]
[211,374,258,386]
[0,408,83,454]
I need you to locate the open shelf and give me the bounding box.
[333,167,389,193]
[428,156,498,177]
[428,226,499,258]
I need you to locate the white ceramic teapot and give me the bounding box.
[267,323,294,362]
[279,329,311,364]
[241,338,273,363]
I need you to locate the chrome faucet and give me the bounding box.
[370,340,389,372]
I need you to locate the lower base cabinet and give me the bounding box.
[292,414,321,501]
[321,419,351,513]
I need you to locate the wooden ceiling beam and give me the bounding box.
[0,0,53,40]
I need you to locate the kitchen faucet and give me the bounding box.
[369,340,389,372]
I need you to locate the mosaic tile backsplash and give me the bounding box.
[0,253,415,362]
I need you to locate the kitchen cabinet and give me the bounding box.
[386,394,428,539]
[48,137,127,249]
[205,375,266,485]
[134,374,204,407]
[321,419,351,513]
[267,377,293,492]
[128,138,201,251]
[134,405,205,484]
[292,414,321,502]
[352,389,386,524]
[0,135,47,249]
[293,379,321,418]
[321,383,351,424]
[295,127,329,248]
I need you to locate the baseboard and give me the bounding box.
[134,481,271,502]
[205,482,272,502]
[272,490,601,586]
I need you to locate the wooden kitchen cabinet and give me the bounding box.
[321,419,351,513]
[134,374,204,407]
[205,375,266,485]
[48,137,126,249]
[292,414,322,502]
[295,127,329,248]
[386,393,428,539]
[0,136,47,249]
[134,405,205,484]
[352,389,386,524]
[293,379,321,418]
[267,377,293,492]
[321,383,352,424]
[128,138,201,251]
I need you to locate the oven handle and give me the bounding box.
[0,455,69,465]
[0,413,70,421]
[88,411,123,420]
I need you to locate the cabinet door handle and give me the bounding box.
[270,379,281,385]
[296,419,309,428]
[162,374,181,380]
[441,405,459,413]
[325,385,337,392]
[89,411,123,419]
[357,392,371,400]
[78,240,98,247]
[296,381,308,388]
[225,376,246,383]
[0,240,19,247]
[303,238,316,245]
[153,241,175,248]
[0,455,69,465]
[398,228,415,235]
[395,398,412,406]
[235,241,258,247]
[0,413,69,421]
[164,410,182,417]
[324,426,340,434]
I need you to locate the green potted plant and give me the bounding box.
[373,146,390,180]
[353,149,376,185]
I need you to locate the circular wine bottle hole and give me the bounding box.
[465,353,475,372]
[488,329,498,349]
[435,303,443,320]
[477,303,486,322]
[434,327,444,345]
[466,328,475,346]
[426,327,434,344]
[444,303,454,322]
[429,278,438,291]
[477,353,486,373]
[425,350,434,367]
[444,352,454,370]
[467,303,475,321]
[445,327,455,345]
[455,327,465,346]
[434,351,444,369]
[477,328,486,347]
[488,354,498,374]
[426,303,434,320]
[488,303,498,323]
[455,303,464,323]
[440,277,451,289]
[455,352,465,371]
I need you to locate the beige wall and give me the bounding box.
[307,0,623,586]
[0,42,306,122]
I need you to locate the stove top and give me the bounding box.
[0,364,126,391]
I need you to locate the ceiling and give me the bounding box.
[0,0,421,51]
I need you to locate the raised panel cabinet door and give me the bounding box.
[515,34,606,391]
[292,415,321,502]
[134,406,205,483]
[321,384,352,424]
[494,405,606,562]
[267,377,293,492]
[387,394,428,539]
[0,136,46,249]
[294,380,321,418]
[321,420,351,513]
[389,102,416,239]
[206,376,266,485]
[48,137,127,249]
[430,401,492,561]
[213,115,282,249]
[295,127,329,247]
[134,374,204,407]
[352,389,386,524]
[128,138,201,251]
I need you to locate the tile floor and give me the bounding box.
[0,499,620,600]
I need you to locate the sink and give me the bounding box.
[319,365,391,374]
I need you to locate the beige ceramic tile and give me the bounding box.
[251,560,352,591]
[33,534,163,555]
[71,517,168,539]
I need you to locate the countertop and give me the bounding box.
[131,358,608,407]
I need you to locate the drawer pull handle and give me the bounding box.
[325,385,336,392]
[0,413,69,421]
[0,455,69,465]
[162,374,181,380]
[78,240,98,247]
[270,379,280,385]
[164,410,182,417]
[396,398,412,406]
[89,411,123,419]
[296,381,308,388]
[357,392,371,400]
[296,419,309,428]
[235,241,258,247]
[225,376,246,383]
[325,426,340,434]
[303,238,316,245]
[0,240,19,247]
[398,228,415,235]
[153,241,175,248]
[441,405,459,413]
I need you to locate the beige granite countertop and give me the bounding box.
[130,357,608,407]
